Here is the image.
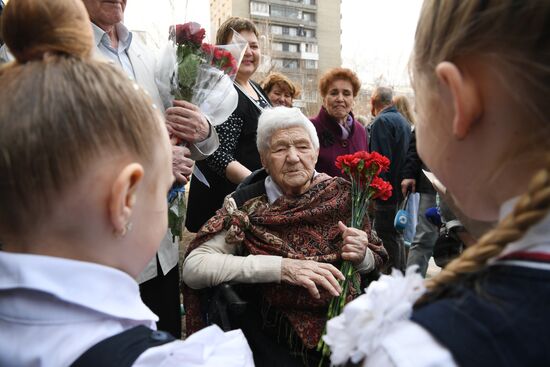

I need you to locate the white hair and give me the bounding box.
[256,106,320,153]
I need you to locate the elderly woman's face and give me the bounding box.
[323,79,354,121]
[268,83,293,107]
[261,127,318,196]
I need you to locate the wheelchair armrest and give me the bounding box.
[219,283,247,315]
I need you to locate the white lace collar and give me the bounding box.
[264,170,319,204]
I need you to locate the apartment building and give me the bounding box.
[210,0,342,113]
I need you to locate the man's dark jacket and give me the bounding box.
[368,106,411,204]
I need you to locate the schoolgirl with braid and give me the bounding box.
[324,1,550,366]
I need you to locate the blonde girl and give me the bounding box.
[326,1,550,366]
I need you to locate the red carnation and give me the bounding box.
[366,151,390,175]
[370,176,393,200]
[322,149,393,354]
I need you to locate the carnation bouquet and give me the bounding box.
[156,22,248,241]
[317,150,392,361]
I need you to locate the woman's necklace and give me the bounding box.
[234,80,270,112]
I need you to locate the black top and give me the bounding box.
[186,80,271,232]
[70,326,175,367]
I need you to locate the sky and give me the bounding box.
[341,0,423,87]
[124,0,423,87]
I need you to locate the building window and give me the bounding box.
[272,59,283,68]
[272,42,283,51]
[304,28,316,38]
[283,59,299,69]
[303,43,318,53]
[250,1,269,16]
[282,43,299,52]
[271,4,300,19]
[305,60,318,69]
[272,58,298,69]
[271,25,283,35]
[302,12,316,22]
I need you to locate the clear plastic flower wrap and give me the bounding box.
[156,22,247,241]
[156,22,247,126]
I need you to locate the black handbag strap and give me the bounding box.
[71,326,176,367]
[399,191,411,210]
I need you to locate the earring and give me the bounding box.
[114,221,133,238]
[125,221,133,234]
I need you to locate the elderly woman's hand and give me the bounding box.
[172,145,193,184]
[281,259,344,299]
[338,221,369,265]
[166,100,210,144]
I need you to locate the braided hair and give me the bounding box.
[412,0,550,303]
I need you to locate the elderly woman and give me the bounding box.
[261,72,301,107]
[182,107,387,366]
[311,67,368,178]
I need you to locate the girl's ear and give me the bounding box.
[108,163,144,237]
[435,61,483,140]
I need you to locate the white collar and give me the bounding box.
[91,22,132,50]
[264,171,319,204]
[492,196,550,268]
[0,251,158,322]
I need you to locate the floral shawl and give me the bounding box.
[183,174,387,348]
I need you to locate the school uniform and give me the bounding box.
[0,252,253,367]
[362,197,550,367]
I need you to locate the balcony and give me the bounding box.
[270,33,317,43]
[300,51,319,61]
[250,9,270,17]
[266,0,317,11]
[271,50,301,59]
[259,14,316,28]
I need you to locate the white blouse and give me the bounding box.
[0,252,254,367]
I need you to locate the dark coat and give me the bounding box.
[368,106,411,204]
